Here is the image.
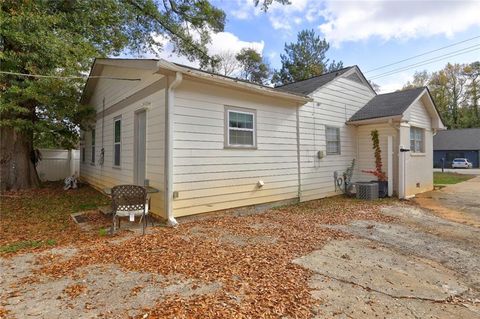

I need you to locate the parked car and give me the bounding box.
[451,158,473,169]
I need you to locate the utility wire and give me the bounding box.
[369,45,480,80]
[0,71,141,81]
[365,35,480,73]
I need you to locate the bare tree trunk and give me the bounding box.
[0,126,40,191]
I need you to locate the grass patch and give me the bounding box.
[434,172,474,185]
[0,239,56,254]
[98,228,109,237]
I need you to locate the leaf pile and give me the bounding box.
[34,196,398,318]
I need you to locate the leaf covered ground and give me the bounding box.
[1,183,401,318]
[0,182,111,255]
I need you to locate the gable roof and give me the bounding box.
[80,58,312,105]
[273,65,376,96]
[433,128,480,150]
[348,87,426,122]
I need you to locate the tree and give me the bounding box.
[463,62,480,127]
[368,80,380,93]
[1,0,285,191]
[272,29,343,86]
[201,51,239,76]
[235,48,270,85]
[401,62,480,129]
[0,0,225,191]
[402,70,430,89]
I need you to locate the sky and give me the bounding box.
[157,0,480,93]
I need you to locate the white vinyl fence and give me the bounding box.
[36,149,80,182]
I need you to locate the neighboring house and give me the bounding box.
[79,58,445,224]
[433,128,480,168]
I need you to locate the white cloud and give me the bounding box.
[226,0,480,45]
[152,31,264,68]
[209,32,264,55]
[317,0,480,46]
[374,71,412,93]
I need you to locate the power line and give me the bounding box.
[369,43,480,79]
[0,71,141,81]
[365,35,480,73]
[369,46,480,80]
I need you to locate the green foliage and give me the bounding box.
[272,29,343,86]
[0,0,227,149]
[402,62,480,129]
[235,48,270,84]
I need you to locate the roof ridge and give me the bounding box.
[376,86,425,96]
[273,66,354,88]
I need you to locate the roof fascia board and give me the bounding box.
[95,58,159,70]
[347,115,402,125]
[80,62,104,105]
[156,60,312,104]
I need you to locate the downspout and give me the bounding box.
[295,104,301,201]
[165,71,183,227]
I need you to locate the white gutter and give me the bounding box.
[165,71,183,227]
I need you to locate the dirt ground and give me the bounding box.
[415,176,480,227]
[1,182,480,318]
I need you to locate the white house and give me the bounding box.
[79,58,445,225]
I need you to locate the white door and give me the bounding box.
[134,110,147,186]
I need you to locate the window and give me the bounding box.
[326,126,340,155]
[113,118,121,166]
[91,129,96,164]
[410,127,424,153]
[226,107,256,148]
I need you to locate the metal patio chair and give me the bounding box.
[111,185,149,235]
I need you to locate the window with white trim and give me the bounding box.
[91,129,96,164]
[326,126,341,155]
[410,127,424,153]
[113,118,121,166]
[226,108,256,148]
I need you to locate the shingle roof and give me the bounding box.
[349,87,426,122]
[273,66,354,95]
[433,128,480,150]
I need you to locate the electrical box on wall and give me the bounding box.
[317,151,324,159]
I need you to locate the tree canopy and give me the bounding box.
[272,29,343,86]
[0,0,282,190]
[236,48,270,85]
[402,62,480,129]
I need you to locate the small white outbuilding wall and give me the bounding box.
[37,149,79,181]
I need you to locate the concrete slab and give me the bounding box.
[294,239,467,301]
[308,274,478,319]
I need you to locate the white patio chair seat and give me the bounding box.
[110,185,150,235]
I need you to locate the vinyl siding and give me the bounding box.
[80,66,166,217]
[354,124,399,194]
[407,98,432,129]
[298,75,376,202]
[172,79,300,217]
